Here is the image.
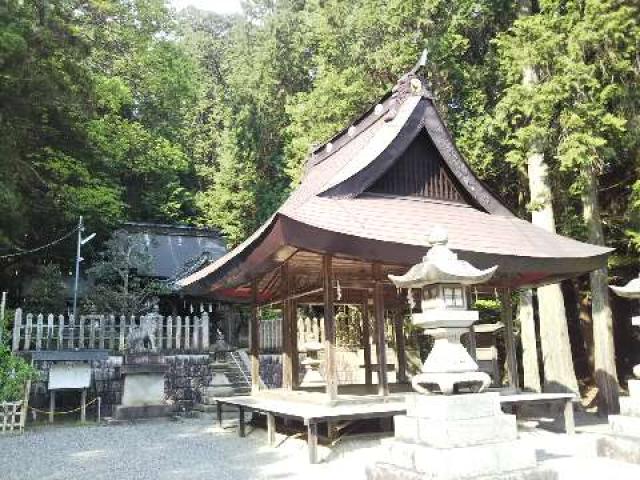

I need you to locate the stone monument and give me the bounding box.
[115,306,173,420]
[367,227,556,479]
[606,277,640,439]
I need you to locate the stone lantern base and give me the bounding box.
[608,379,640,438]
[366,393,556,480]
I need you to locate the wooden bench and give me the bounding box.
[498,392,576,434]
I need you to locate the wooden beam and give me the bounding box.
[262,287,323,307]
[393,308,407,384]
[323,255,338,401]
[373,263,389,396]
[250,281,260,394]
[502,288,519,391]
[362,293,372,387]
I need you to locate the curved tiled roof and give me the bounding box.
[179,72,611,292]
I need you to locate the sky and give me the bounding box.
[170,0,243,14]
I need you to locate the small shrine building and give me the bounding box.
[179,67,611,402]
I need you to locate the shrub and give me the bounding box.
[0,343,36,402]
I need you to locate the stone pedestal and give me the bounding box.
[206,361,235,397]
[598,380,640,464]
[608,380,640,438]
[367,393,556,480]
[300,341,325,388]
[115,354,173,420]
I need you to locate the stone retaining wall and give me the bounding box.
[29,354,214,419]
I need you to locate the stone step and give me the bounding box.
[609,415,640,438]
[597,434,640,464]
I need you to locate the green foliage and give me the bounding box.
[473,298,502,324]
[84,230,168,316]
[1,0,639,297]
[0,343,36,402]
[1,0,201,290]
[24,264,66,313]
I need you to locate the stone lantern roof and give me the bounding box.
[388,227,498,289]
[610,275,640,299]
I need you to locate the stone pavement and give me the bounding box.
[1,413,640,480]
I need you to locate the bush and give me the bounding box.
[0,343,36,402]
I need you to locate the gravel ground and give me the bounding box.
[2,413,640,480]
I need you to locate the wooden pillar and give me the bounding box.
[281,263,293,390]
[291,300,299,389]
[393,308,407,384]
[250,281,260,394]
[216,401,223,427]
[307,422,318,464]
[49,390,55,423]
[374,263,389,396]
[238,406,246,437]
[362,294,372,387]
[502,288,519,391]
[267,412,276,446]
[80,389,87,423]
[323,255,338,401]
[468,325,477,362]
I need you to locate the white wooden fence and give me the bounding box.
[259,318,282,351]
[11,308,210,353]
[259,316,329,352]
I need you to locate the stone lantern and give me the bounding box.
[608,275,640,440]
[367,228,554,479]
[389,226,497,395]
[300,340,326,388]
[610,275,640,379]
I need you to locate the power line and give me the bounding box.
[0,226,79,259]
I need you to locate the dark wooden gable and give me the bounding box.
[367,130,468,203]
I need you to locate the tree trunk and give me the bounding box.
[519,289,541,392]
[518,0,578,395]
[577,279,595,373]
[528,149,579,394]
[582,165,619,414]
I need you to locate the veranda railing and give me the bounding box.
[11,308,210,353]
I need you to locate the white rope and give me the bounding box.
[0,227,79,259]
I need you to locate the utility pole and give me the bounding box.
[72,216,96,321]
[0,291,6,344]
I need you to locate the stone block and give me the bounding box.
[598,434,640,464]
[620,397,640,417]
[629,380,640,399]
[122,373,165,407]
[394,413,517,448]
[405,392,501,420]
[114,404,174,420]
[387,440,536,478]
[366,462,557,480]
[609,414,640,438]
